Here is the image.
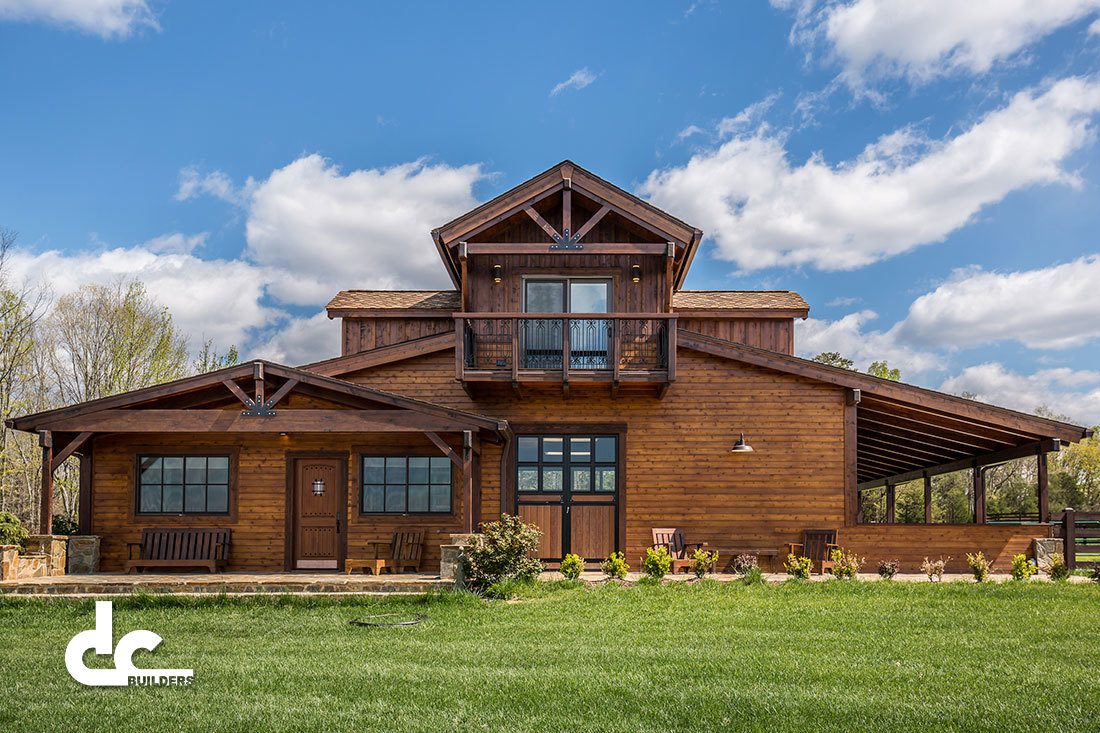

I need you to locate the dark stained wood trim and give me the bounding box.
[844,390,858,527]
[52,431,93,471]
[302,332,455,376]
[78,441,94,534]
[128,445,242,525]
[572,204,610,242]
[425,431,463,467]
[39,430,52,533]
[464,242,670,255]
[1038,451,1050,524]
[859,439,1062,490]
[523,206,561,242]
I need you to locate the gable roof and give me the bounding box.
[8,359,506,434]
[327,290,461,314]
[430,160,704,289]
[672,290,809,315]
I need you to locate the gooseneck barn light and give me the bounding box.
[730,433,754,453]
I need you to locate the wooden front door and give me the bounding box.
[291,456,346,570]
[515,434,619,561]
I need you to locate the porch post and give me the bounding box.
[462,430,474,533]
[78,444,94,535]
[923,472,932,524]
[1037,451,1050,524]
[38,430,53,534]
[885,483,896,524]
[973,465,986,524]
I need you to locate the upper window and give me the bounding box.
[361,456,452,514]
[137,455,230,515]
[523,278,610,314]
[517,434,617,494]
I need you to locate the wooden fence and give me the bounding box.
[1053,509,1100,570]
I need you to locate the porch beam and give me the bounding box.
[262,378,300,411]
[424,431,462,468]
[51,431,93,471]
[40,409,495,434]
[222,379,255,408]
[858,438,1061,490]
[464,242,669,256]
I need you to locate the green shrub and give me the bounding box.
[966,552,990,583]
[731,553,758,575]
[559,553,584,580]
[690,548,719,579]
[920,556,948,582]
[1046,552,1069,582]
[641,546,672,580]
[1090,565,1100,584]
[51,514,79,536]
[461,514,543,593]
[784,554,812,580]
[0,512,28,547]
[829,548,863,580]
[601,552,629,580]
[1010,553,1037,581]
[877,560,899,579]
[742,566,764,586]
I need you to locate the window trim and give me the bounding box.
[521,275,613,314]
[357,453,455,516]
[515,433,619,496]
[130,448,239,520]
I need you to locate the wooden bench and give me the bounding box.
[126,528,231,573]
[346,531,424,575]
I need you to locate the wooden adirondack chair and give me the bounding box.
[652,528,707,574]
[345,531,424,575]
[783,529,839,575]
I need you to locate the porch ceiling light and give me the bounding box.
[493,264,503,283]
[730,433,754,453]
[312,478,326,496]
[631,264,641,283]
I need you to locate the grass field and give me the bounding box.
[2,580,1098,732]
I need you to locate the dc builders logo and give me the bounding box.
[66,601,194,687]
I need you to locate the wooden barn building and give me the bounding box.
[10,161,1093,574]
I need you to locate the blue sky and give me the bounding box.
[1,0,1100,423]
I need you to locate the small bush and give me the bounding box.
[785,554,812,580]
[601,552,630,580]
[1090,565,1100,584]
[731,554,759,575]
[641,546,672,580]
[51,514,79,536]
[1046,552,1069,582]
[966,552,991,583]
[742,566,764,586]
[690,548,719,579]
[1010,554,1037,581]
[0,512,28,547]
[461,514,543,593]
[921,556,948,582]
[559,553,584,580]
[877,560,900,579]
[829,548,864,580]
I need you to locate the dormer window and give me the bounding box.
[523,277,610,314]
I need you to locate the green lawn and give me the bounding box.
[2,581,1099,732]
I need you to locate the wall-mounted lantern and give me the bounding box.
[493,264,503,284]
[631,264,641,283]
[730,433,754,453]
[312,478,326,496]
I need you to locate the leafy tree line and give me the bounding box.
[812,350,1100,515]
[0,228,238,531]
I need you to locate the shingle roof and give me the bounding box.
[326,290,461,311]
[671,290,808,312]
[326,289,808,313]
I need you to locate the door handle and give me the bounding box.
[336,515,341,533]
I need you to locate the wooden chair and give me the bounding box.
[345,531,424,575]
[126,528,231,573]
[783,529,839,575]
[652,527,707,574]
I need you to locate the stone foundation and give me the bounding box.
[0,536,69,580]
[1033,538,1062,569]
[25,535,67,576]
[440,533,479,586]
[66,536,100,574]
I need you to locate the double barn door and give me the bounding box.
[515,434,620,561]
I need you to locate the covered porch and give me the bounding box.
[6,360,510,576]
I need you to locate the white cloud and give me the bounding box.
[796,309,941,376]
[897,256,1100,349]
[677,125,706,141]
[243,155,482,305]
[775,0,1100,87]
[0,0,158,38]
[640,77,1100,272]
[7,243,280,352]
[252,312,341,366]
[141,231,208,255]
[175,166,254,207]
[716,93,781,136]
[1091,17,1100,34]
[550,68,597,96]
[940,363,1100,425]
[825,296,860,307]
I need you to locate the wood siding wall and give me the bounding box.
[678,318,795,355]
[342,317,454,356]
[842,524,1049,573]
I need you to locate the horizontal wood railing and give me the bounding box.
[1054,509,1100,570]
[455,313,676,383]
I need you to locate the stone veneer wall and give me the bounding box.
[66,536,100,574]
[0,535,70,580]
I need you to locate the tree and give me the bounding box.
[193,338,240,374]
[39,280,189,404]
[812,352,855,370]
[867,360,901,381]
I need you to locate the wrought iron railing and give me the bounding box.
[456,313,675,380]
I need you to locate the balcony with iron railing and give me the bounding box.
[454,313,676,391]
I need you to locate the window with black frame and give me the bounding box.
[516,435,617,494]
[361,455,452,514]
[137,454,230,514]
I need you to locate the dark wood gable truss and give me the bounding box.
[8,360,510,535]
[679,330,1093,526]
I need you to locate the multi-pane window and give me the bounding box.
[138,455,230,514]
[517,435,617,494]
[361,456,452,514]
